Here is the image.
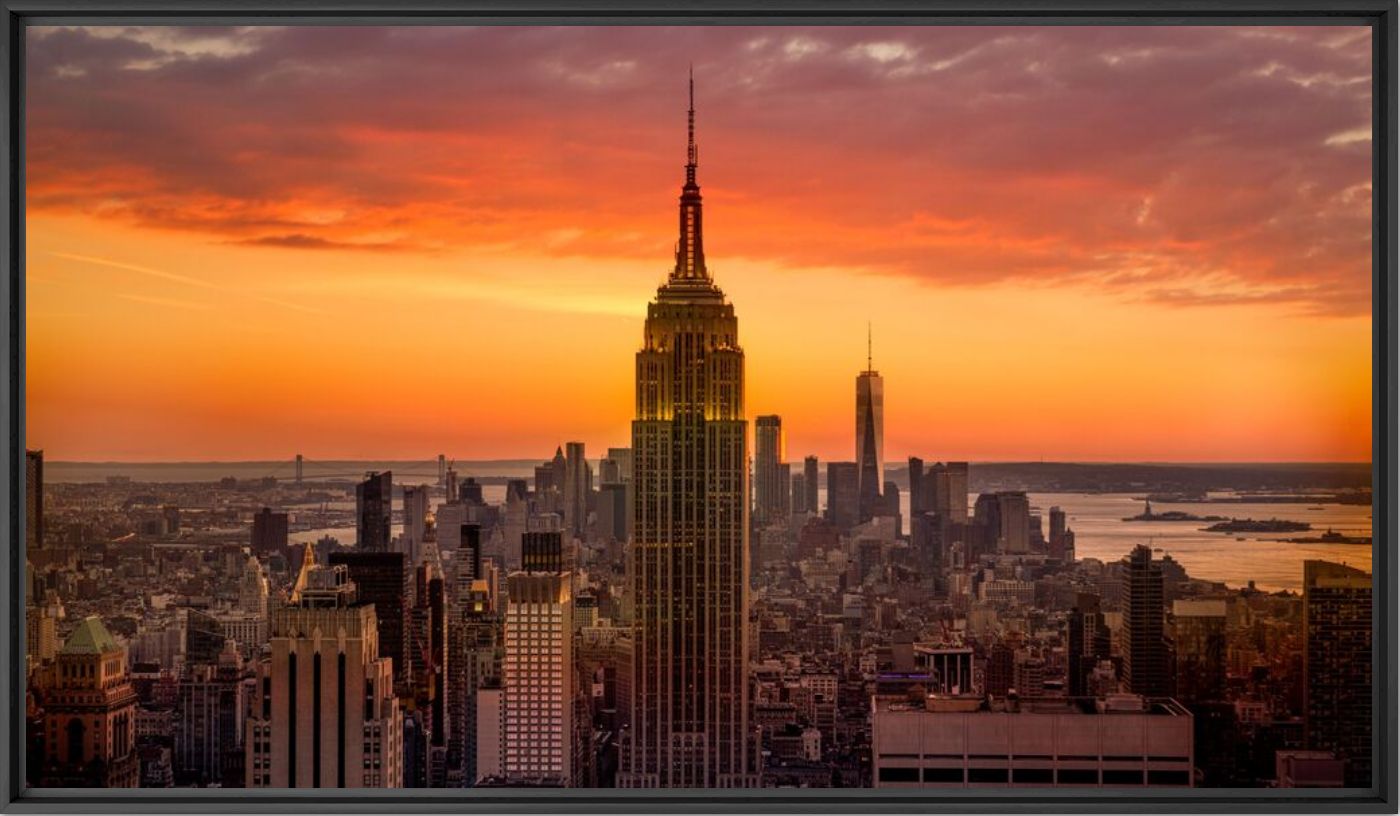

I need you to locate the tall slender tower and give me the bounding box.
[855,328,884,523]
[622,73,756,788]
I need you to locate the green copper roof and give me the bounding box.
[62,616,119,655]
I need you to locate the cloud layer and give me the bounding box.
[27,25,1373,315]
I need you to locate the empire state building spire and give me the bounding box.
[672,68,708,283]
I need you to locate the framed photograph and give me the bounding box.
[3,1,1395,813]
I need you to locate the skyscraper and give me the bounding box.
[356,471,392,551]
[34,617,139,787]
[754,415,787,525]
[826,462,860,530]
[1121,545,1172,697]
[803,455,819,516]
[1067,592,1111,697]
[855,329,884,523]
[402,484,429,566]
[251,507,289,560]
[1172,599,1226,702]
[1303,560,1372,787]
[328,551,409,685]
[563,441,590,540]
[246,548,403,788]
[25,449,42,551]
[908,457,925,516]
[622,76,756,788]
[497,533,575,786]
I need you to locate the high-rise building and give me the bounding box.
[1172,599,1226,703]
[996,491,1030,554]
[826,462,861,530]
[562,441,590,540]
[175,640,247,787]
[26,449,43,551]
[944,462,969,524]
[356,471,393,552]
[855,331,884,523]
[622,76,757,788]
[451,566,502,787]
[328,551,409,685]
[791,472,808,514]
[803,456,819,517]
[496,533,575,786]
[246,548,403,788]
[1122,545,1172,697]
[908,457,925,517]
[408,556,449,787]
[1067,592,1112,697]
[251,507,289,559]
[1303,560,1372,788]
[402,485,429,566]
[34,617,140,787]
[754,415,787,525]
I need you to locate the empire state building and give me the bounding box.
[620,76,758,789]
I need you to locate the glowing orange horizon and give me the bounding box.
[23,26,1374,463]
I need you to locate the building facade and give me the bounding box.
[622,77,757,788]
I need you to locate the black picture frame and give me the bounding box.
[1,2,1394,812]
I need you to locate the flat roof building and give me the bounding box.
[871,694,1193,789]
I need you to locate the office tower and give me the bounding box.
[855,330,884,523]
[622,76,757,788]
[445,467,459,503]
[1067,593,1112,697]
[295,453,303,484]
[409,557,449,786]
[826,462,860,530]
[34,617,140,787]
[239,551,270,621]
[523,530,565,572]
[1122,545,1172,697]
[437,454,446,487]
[175,639,247,787]
[597,482,629,544]
[246,550,403,788]
[605,447,634,482]
[402,485,429,566]
[803,456,819,517]
[452,568,502,787]
[460,477,485,506]
[356,471,393,551]
[908,457,925,516]
[498,533,575,786]
[754,415,786,525]
[1172,599,1226,702]
[944,462,969,523]
[25,449,42,550]
[791,472,808,514]
[1303,560,1372,787]
[1047,506,1068,560]
[328,551,408,685]
[563,441,590,539]
[996,491,1030,553]
[251,508,289,559]
[26,589,63,666]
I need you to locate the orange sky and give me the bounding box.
[24,25,1374,463]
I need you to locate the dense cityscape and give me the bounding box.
[22,83,1373,792]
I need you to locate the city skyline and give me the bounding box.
[22,30,1378,794]
[25,25,1373,464]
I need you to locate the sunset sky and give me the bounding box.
[25,25,1373,463]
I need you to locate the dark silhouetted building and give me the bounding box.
[1303,560,1371,788]
[356,471,392,551]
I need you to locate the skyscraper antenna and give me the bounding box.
[867,321,872,371]
[687,65,697,169]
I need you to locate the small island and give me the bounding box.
[1272,529,1372,546]
[1122,501,1227,523]
[1202,518,1311,534]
